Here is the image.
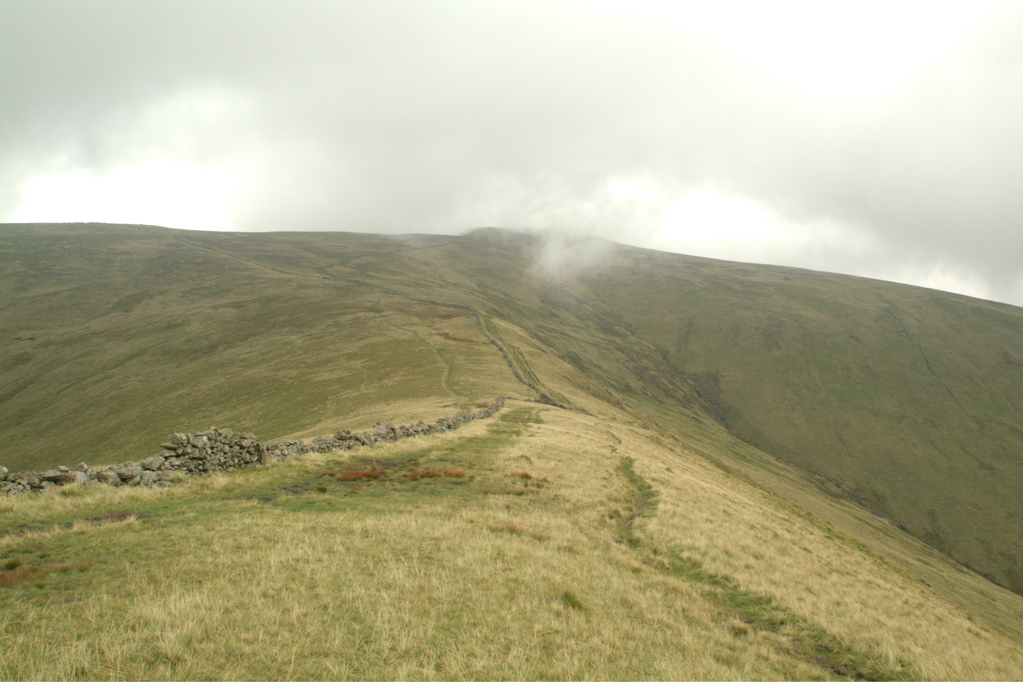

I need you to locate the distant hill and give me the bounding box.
[2,222,1022,604]
[586,246,1023,596]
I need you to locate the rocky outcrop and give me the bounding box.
[0,397,505,496]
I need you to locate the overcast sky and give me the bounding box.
[2,0,1022,305]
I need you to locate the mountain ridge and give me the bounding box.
[2,222,1023,608]
[3,222,1023,678]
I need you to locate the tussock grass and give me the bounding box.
[0,558,89,588]
[0,406,810,679]
[1,404,1021,678]
[611,418,1023,680]
[559,590,585,610]
[486,521,550,541]
[0,563,47,588]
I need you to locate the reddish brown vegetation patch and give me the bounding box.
[405,468,466,481]
[330,470,386,482]
[0,564,48,587]
[0,560,89,588]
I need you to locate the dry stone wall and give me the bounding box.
[0,398,505,496]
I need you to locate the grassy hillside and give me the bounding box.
[2,222,1023,678]
[0,224,521,471]
[3,403,1022,679]
[149,223,1023,596]
[582,248,1023,595]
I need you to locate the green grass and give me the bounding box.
[616,458,916,680]
[5,222,1023,596]
[4,222,1023,678]
[584,252,1023,594]
[0,225,522,471]
[5,404,1020,679]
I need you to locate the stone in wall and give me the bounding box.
[1,397,506,495]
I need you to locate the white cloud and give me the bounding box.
[3,0,1023,306]
[656,190,783,247]
[631,187,875,269]
[566,0,1012,104]
[861,261,997,302]
[529,232,614,282]
[9,160,248,231]
[3,86,253,231]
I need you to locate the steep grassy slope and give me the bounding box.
[3,403,1022,679]
[3,223,1023,677]
[2,222,1023,610]
[159,224,1023,595]
[581,247,1023,594]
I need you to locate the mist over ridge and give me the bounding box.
[4,1,1023,305]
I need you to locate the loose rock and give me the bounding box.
[140,455,165,471]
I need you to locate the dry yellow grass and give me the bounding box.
[622,417,1023,679]
[1,402,1021,679]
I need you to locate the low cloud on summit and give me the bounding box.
[2,1,1022,304]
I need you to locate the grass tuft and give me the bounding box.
[0,564,49,587]
[479,487,538,496]
[560,590,585,610]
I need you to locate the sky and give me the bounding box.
[2,0,1022,305]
